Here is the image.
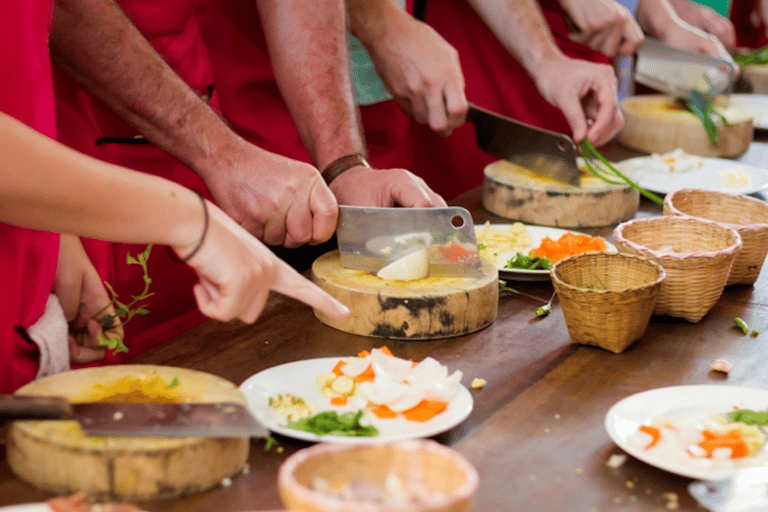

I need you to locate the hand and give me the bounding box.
[54,235,122,365]
[558,0,644,57]
[203,139,338,248]
[329,165,447,207]
[660,21,736,65]
[533,56,622,145]
[667,0,736,50]
[173,201,350,323]
[364,12,468,136]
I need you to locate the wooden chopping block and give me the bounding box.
[482,160,639,228]
[6,365,249,502]
[743,64,768,94]
[311,250,498,339]
[617,94,753,157]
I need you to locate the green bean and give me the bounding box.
[734,317,750,334]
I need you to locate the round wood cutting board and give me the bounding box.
[617,94,753,157]
[743,64,768,94]
[6,365,250,502]
[482,160,639,228]
[311,250,498,339]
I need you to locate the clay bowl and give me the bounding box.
[277,439,478,512]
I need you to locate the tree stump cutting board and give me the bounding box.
[482,160,639,228]
[6,365,249,502]
[743,64,768,94]
[617,94,753,157]
[311,250,498,339]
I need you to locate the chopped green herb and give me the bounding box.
[733,45,768,66]
[535,304,551,317]
[734,317,750,334]
[287,410,378,437]
[504,252,551,270]
[264,436,279,451]
[477,243,487,250]
[726,409,768,426]
[168,377,180,388]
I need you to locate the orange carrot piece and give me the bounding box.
[357,350,370,358]
[370,404,398,418]
[330,396,348,406]
[700,430,749,458]
[332,360,347,377]
[355,365,376,383]
[402,400,448,422]
[639,425,661,449]
[378,346,393,356]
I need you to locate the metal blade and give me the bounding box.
[336,206,482,278]
[466,103,580,186]
[635,38,735,99]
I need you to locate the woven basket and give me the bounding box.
[663,188,768,286]
[551,251,665,353]
[613,216,742,323]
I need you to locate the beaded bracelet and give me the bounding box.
[168,191,209,263]
[321,153,371,184]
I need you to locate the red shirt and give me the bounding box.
[0,1,60,392]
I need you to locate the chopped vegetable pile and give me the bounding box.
[504,252,551,270]
[287,410,379,437]
[529,232,608,263]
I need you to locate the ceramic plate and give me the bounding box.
[605,385,768,480]
[475,224,616,282]
[616,155,768,196]
[239,357,473,443]
[729,94,768,130]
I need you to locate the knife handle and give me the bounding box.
[0,394,74,420]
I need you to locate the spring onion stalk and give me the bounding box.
[733,44,768,66]
[580,140,664,206]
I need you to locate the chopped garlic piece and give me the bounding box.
[471,378,486,389]
[606,454,627,468]
[710,359,732,374]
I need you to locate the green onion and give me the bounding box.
[580,140,664,206]
[733,44,768,66]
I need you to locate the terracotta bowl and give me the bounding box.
[277,440,479,512]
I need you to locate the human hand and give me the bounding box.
[329,165,447,207]
[173,200,350,324]
[661,21,736,65]
[54,235,122,365]
[558,0,644,57]
[533,56,622,145]
[667,0,736,50]
[364,12,467,136]
[203,139,338,248]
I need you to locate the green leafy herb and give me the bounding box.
[726,408,768,426]
[733,45,768,66]
[580,140,664,206]
[734,317,750,334]
[287,410,379,437]
[685,89,728,146]
[169,377,180,388]
[264,436,279,451]
[504,252,551,270]
[477,243,487,250]
[91,244,155,354]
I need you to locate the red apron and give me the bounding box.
[730,0,768,49]
[0,1,60,392]
[54,0,215,362]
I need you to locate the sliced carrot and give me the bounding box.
[378,346,393,356]
[357,350,370,358]
[402,400,448,422]
[700,430,749,458]
[530,232,607,263]
[330,396,348,406]
[332,359,347,377]
[355,365,376,383]
[370,404,398,418]
[639,425,661,449]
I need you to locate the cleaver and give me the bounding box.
[336,205,482,278]
[466,102,581,186]
[635,38,736,99]
[0,394,269,438]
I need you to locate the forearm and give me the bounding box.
[347,0,402,43]
[0,112,201,249]
[466,0,565,73]
[256,0,366,170]
[49,0,241,182]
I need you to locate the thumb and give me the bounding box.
[557,95,588,143]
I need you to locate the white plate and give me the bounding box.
[605,385,768,480]
[0,505,51,512]
[616,155,768,196]
[475,224,616,282]
[729,94,768,129]
[239,357,473,443]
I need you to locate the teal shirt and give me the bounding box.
[690,0,730,16]
[349,0,406,106]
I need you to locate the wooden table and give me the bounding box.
[3,141,768,511]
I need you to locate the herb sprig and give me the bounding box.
[685,89,729,146]
[733,45,768,67]
[580,140,664,206]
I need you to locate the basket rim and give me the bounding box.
[613,215,742,260]
[551,251,666,294]
[664,188,768,232]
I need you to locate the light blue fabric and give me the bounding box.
[617,0,640,14]
[349,0,406,106]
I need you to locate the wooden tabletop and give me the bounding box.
[3,140,768,511]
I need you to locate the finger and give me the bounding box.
[601,27,624,58]
[68,335,107,365]
[556,91,588,143]
[405,93,430,125]
[261,213,289,247]
[307,179,339,245]
[389,173,436,207]
[443,83,469,130]
[425,88,449,133]
[618,20,645,55]
[236,289,271,324]
[271,259,349,320]
[588,95,623,146]
[583,79,620,146]
[192,279,232,322]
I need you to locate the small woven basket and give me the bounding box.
[551,251,666,353]
[663,188,768,286]
[613,216,742,323]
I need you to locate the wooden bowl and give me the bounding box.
[551,252,665,353]
[618,95,753,157]
[277,440,479,512]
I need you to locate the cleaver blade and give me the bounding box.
[336,205,482,278]
[466,102,581,186]
[0,394,269,438]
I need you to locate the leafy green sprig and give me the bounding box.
[91,244,155,354]
[733,45,768,67]
[685,89,729,146]
[580,140,664,206]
